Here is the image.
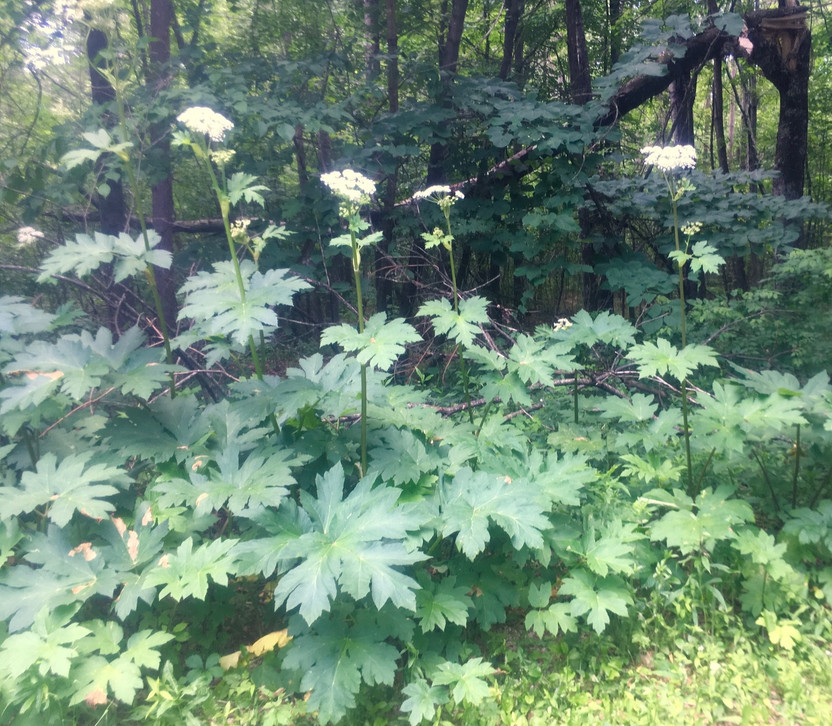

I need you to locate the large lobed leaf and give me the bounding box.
[273,464,429,624]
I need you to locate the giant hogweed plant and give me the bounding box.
[1,143,832,725]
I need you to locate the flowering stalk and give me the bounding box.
[176,107,264,379]
[642,144,697,494]
[322,170,378,473]
[415,186,475,424]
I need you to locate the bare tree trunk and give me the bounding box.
[364,0,381,80]
[499,0,524,82]
[148,0,178,331]
[669,68,696,145]
[86,27,126,237]
[427,0,469,184]
[566,0,604,311]
[377,0,399,312]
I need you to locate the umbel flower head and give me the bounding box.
[641,144,696,172]
[176,106,234,143]
[321,169,376,205]
[16,226,45,246]
[413,185,464,201]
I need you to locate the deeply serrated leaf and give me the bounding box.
[321,313,421,371]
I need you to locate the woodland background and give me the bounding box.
[2,1,832,724]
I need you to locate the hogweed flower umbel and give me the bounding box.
[640,144,697,172]
[176,106,234,143]
[321,170,376,205]
[16,226,44,246]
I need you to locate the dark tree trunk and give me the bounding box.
[364,0,381,80]
[499,0,524,82]
[148,0,178,332]
[565,0,592,105]
[565,0,605,311]
[668,68,696,145]
[712,57,730,174]
[377,0,399,312]
[427,0,469,184]
[745,9,810,202]
[86,27,126,237]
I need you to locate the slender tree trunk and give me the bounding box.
[364,0,381,80]
[669,68,696,145]
[499,0,524,82]
[377,0,399,312]
[712,57,730,174]
[427,0,468,184]
[566,0,605,311]
[86,27,126,237]
[148,0,178,331]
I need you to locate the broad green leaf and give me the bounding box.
[628,339,718,381]
[527,581,552,609]
[0,608,91,679]
[142,537,239,601]
[417,295,489,348]
[0,452,125,526]
[598,393,658,422]
[38,230,170,283]
[179,260,309,349]
[401,678,448,726]
[440,467,549,559]
[284,613,400,724]
[0,296,54,335]
[559,569,632,634]
[415,575,473,632]
[689,240,725,274]
[646,485,754,554]
[524,601,577,638]
[227,171,269,206]
[274,465,428,624]
[508,334,575,386]
[321,313,421,371]
[430,657,494,705]
[554,309,636,348]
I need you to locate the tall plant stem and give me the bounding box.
[350,228,369,474]
[791,424,801,508]
[669,181,694,495]
[445,216,474,425]
[204,158,265,380]
[114,95,176,395]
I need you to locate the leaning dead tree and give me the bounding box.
[599,6,810,200]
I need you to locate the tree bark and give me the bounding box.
[148,0,178,331]
[86,26,127,237]
[499,0,524,82]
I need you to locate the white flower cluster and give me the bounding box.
[681,221,703,237]
[552,317,573,332]
[17,226,45,246]
[321,169,376,204]
[414,185,464,201]
[176,106,234,142]
[640,145,696,172]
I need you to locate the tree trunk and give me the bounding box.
[86,27,126,237]
[148,0,178,332]
[499,0,524,82]
[364,0,381,80]
[668,68,696,145]
[377,0,399,312]
[427,0,469,184]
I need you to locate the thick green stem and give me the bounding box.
[791,424,801,508]
[350,227,368,474]
[669,179,694,495]
[204,156,264,379]
[445,212,474,425]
